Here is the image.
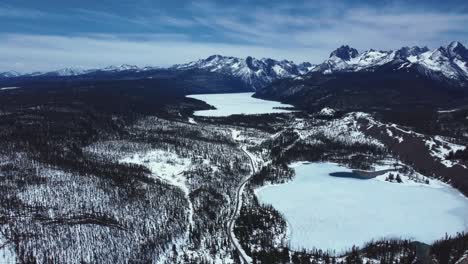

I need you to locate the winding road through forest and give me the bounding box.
[226,145,257,264]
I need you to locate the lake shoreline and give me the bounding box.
[330,168,399,180]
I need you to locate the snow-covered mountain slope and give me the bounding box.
[312,42,468,85]
[312,45,423,74]
[172,55,314,90]
[412,42,468,81]
[39,64,158,76]
[0,71,21,78]
[38,67,94,77]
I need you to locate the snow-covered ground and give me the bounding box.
[425,136,466,168]
[0,87,20,91]
[187,93,294,117]
[294,112,385,148]
[119,150,197,263]
[120,150,192,194]
[0,235,16,264]
[255,162,468,254]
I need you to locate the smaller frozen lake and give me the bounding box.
[187,92,294,117]
[256,162,468,253]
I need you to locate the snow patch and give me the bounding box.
[318,107,336,116]
[0,235,16,264]
[120,150,191,194]
[425,136,466,167]
[0,87,20,91]
[437,108,460,113]
[188,117,197,124]
[231,129,245,141]
[386,128,403,143]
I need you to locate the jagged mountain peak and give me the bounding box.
[330,45,359,61]
[313,46,390,74]
[432,42,467,59]
[205,54,237,62]
[446,41,468,60]
[448,41,465,50]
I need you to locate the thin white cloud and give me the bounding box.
[187,2,468,51]
[71,7,198,30]
[0,6,50,19]
[72,8,144,25]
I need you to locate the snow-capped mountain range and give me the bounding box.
[0,65,160,78]
[311,45,429,74]
[171,55,314,90]
[1,41,467,89]
[311,41,468,85]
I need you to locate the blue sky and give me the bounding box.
[1,0,468,72]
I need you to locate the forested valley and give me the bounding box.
[0,79,467,264]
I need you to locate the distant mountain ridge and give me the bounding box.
[0,65,161,78]
[0,57,313,91]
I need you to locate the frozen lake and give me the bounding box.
[187,92,294,117]
[255,162,468,253]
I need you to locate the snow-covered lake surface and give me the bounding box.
[255,162,468,253]
[187,92,294,116]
